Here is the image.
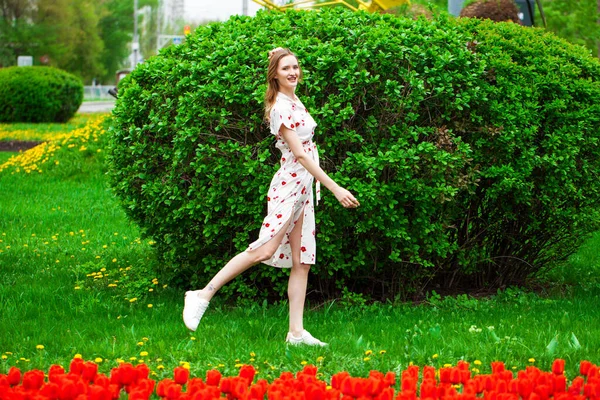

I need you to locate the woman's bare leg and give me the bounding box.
[194,219,292,302]
[287,210,310,337]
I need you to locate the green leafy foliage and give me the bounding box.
[108,9,600,300]
[0,66,83,123]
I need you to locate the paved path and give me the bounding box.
[78,101,116,113]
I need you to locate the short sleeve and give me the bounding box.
[270,103,299,137]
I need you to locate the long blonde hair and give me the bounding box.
[264,48,303,122]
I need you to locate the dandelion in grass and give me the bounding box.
[474,360,482,366]
[74,286,81,290]
[157,365,165,370]
[379,350,386,355]
[364,350,373,356]
[364,357,371,362]
[190,337,196,341]
[432,354,439,359]
[130,357,137,361]
[140,351,148,357]
[300,361,307,365]
[148,304,153,308]
[130,298,138,303]
[137,342,144,346]
[36,345,44,350]
[95,358,103,363]
[1,355,7,360]
[529,358,536,363]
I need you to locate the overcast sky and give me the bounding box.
[185,0,263,22]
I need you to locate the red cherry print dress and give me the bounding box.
[247,92,320,268]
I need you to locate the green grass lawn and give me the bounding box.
[1,115,599,381]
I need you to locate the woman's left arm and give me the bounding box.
[280,127,359,209]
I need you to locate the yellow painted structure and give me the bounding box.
[252,0,409,13]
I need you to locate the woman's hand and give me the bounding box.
[333,187,360,209]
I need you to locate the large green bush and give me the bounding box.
[0,66,83,123]
[108,8,600,300]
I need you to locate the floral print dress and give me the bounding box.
[247,92,320,268]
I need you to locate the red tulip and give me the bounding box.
[82,361,98,382]
[136,364,151,380]
[22,370,44,391]
[205,370,221,387]
[552,359,566,375]
[580,361,593,376]
[69,358,84,375]
[157,378,174,398]
[331,372,350,390]
[7,367,21,386]
[239,364,256,384]
[173,367,189,385]
[165,382,182,400]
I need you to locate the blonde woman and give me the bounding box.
[183,48,359,346]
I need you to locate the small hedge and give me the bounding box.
[0,66,83,123]
[108,9,600,300]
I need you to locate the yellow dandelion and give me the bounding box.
[190,337,196,341]
[529,358,536,363]
[147,304,153,308]
[300,361,307,365]
[364,350,373,356]
[130,357,137,361]
[95,358,103,363]
[235,363,243,368]
[112,258,117,263]
[1,355,7,360]
[142,337,149,342]
[140,351,148,357]
[137,342,144,346]
[36,345,45,350]
[316,356,324,363]
[474,360,482,366]
[181,362,190,369]
[363,357,371,362]
[432,354,439,359]
[74,286,81,290]
[157,365,165,370]
[250,352,255,357]
[74,354,82,359]
[129,298,138,303]
[444,363,452,368]
[117,358,125,364]
[379,350,387,355]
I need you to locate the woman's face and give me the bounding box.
[275,55,300,92]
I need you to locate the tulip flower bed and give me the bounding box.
[1,358,599,400]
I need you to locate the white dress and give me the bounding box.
[247,92,321,268]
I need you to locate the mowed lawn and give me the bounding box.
[0,114,599,380]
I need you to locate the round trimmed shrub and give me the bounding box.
[108,8,600,300]
[0,66,83,123]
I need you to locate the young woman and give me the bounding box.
[183,48,360,346]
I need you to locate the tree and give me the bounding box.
[533,0,600,58]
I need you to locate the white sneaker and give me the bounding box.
[182,291,209,331]
[285,330,328,346]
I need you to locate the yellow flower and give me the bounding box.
[112,258,117,263]
[95,358,103,363]
[147,304,153,308]
[130,357,137,361]
[1,355,8,360]
[157,365,165,370]
[190,337,196,341]
[137,342,144,346]
[74,286,81,290]
[474,360,482,366]
[529,358,536,363]
[250,352,255,357]
[140,351,148,357]
[117,359,125,364]
[444,364,453,368]
[363,357,371,362]
[379,350,387,355]
[472,368,480,374]
[316,356,324,363]
[300,361,307,365]
[74,354,82,359]
[181,362,190,369]
[129,298,138,303]
[235,363,243,368]
[36,345,45,350]
[432,354,439,359]
[364,350,373,356]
